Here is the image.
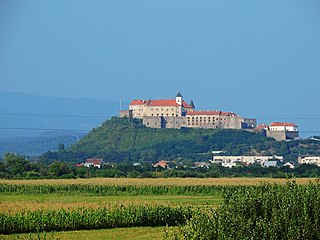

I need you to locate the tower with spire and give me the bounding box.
[176,91,183,105]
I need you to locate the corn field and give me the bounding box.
[0,205,192,234]
[165,179,320,240]
[0,184,248,196]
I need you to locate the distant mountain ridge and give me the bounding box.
[0,91,128,138]
[0,131,86,157]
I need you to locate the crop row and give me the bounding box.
[0,184,251,196]
[0,205,192,234]
[165,180,320,240]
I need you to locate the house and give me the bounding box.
[298,156,320,167]
[262,160,278,168]
[193,162,210,169]
[211,155,283,168]
[257,122,299,141]
[283,162,295,169]
[152,160,169,168]
[84,158,105,168]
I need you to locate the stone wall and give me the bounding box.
[266,130,299,141]
[142,116,164,128]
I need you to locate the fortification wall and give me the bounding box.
[142,116,163,128]
[266,130,287,141]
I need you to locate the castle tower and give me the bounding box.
[176,92,183,105]
[189,100,195,109]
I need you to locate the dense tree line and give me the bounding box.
[1,153,320,179]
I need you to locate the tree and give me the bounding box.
[58,143,65,151]
[2,153,31,177]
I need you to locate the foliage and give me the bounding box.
[36,117,320,164]
[165,180,320,240]
[0,183,243,196]
[56,117,272,162]
[0,205,192,234]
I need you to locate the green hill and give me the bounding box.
[66,117,271,162]
[40,117,320,163]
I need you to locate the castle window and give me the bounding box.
[157,113,159,116]
[151,114,154,116]
[172,113,174,116]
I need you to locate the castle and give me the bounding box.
[120,92,257,130]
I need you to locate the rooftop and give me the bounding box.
[270,122,297,127]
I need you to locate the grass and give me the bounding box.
[0,227,168,240]
[0,177,316,186]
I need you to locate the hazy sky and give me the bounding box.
[1,0,320,135]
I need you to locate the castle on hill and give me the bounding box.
[120,92,257,130]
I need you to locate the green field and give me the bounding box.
[0,178,319,240]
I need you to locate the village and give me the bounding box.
[80,155,320,170]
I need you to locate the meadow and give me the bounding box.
[0,178,319,239]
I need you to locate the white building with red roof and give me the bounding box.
[127,92,194,119]
[120,92,256,130]
[84,158,105,168]
[269,122,298,132]
[256,122,299,141]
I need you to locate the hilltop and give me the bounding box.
[38,117,316,164]
[36,117,320,164]
[67,117,268,162]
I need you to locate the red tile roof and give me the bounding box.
[130,100,145,105]
[85,158,104,165]
[148,100,180,107]
[221,111,238,116]
[256,124,268,130]
[186,110,238,116]
[182,101,193,109]
[130,98,195,108]
[270,122,297,127]
[187,110,221,115]
[153,160,169,168]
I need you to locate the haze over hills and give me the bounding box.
[0,91,128,156]
[0,91,127,138]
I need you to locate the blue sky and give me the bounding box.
[1,0,320,136]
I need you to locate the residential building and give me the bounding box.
[256,122,299,141]
[211,155,283,168]
[298,156,320,167]
[84,158,105,168]
[152,160,169,168]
